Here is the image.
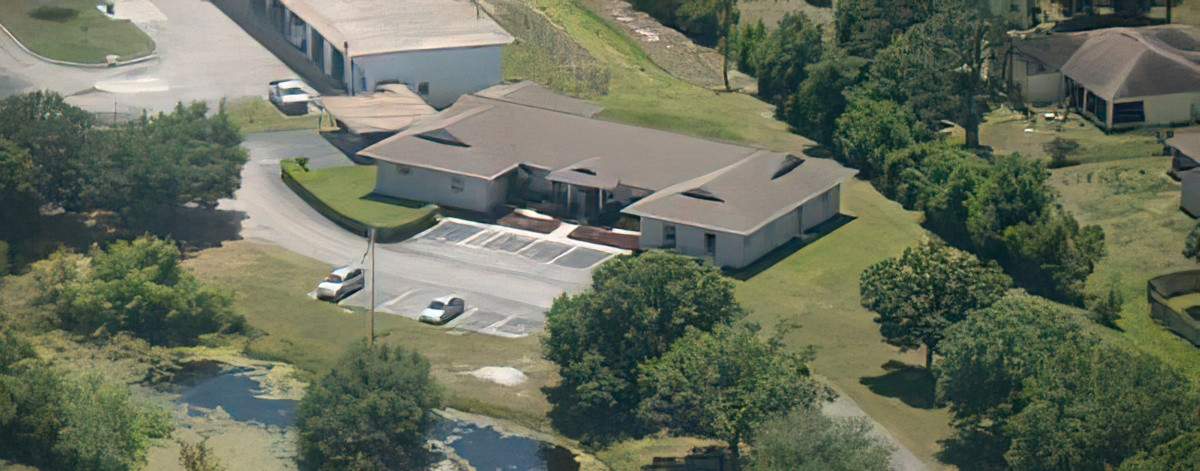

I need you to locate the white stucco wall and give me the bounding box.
[636,184,844,269]
[351,46,504,108]
[1140,92,1200,127]
[1010,57,1065,104]
[374,162,508,213]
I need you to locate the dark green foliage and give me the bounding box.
[542,251,745,443]
[1043,137,1080,168]
[832,94,926,178]
[834,0,933,58]
[1086,282,1124,328]
[863,0,996,147]
[997,206,1106,303]
[879,146,1104,303]
[1119,431,1200,471]
[749,407,893,471]
[0,361,171,471]
[84,102,247,223]
[0,329,35,375]
[0,139,39,237]
[936,294,1097,466]
[964,155,1055,248]
[31,235,244,346]
[860,240,1011,369]
[732,20,767,76]
[0,91,94,211]
[296,341,441,470]
[754,12,824,106]
[1184,223,1200,262]
[1005,345,1200,470]
[779,48,866,145]
[638,325,827,470]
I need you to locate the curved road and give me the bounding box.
[221,131,594,335]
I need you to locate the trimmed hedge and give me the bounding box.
[280,159,438,242]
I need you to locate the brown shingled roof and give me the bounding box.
[1061,26,1200,100]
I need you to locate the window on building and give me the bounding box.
[663,225,676,248]
[450,177,464,193]
[418,82,430,96]
[1113,101,1145,124]
[396,165,411,175]
[705,233,716,256]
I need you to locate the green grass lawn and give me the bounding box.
[511,0,953,467]
[0,0,154,64]
[287,165,437,229]
[976,107,1162,165]
[225,98,320,134]
[1052,157,1200,377]
[185,241,558,429]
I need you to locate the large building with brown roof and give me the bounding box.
[360,83,856,269]
[1008,25,1200,129]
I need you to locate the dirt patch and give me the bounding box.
[579,0,754,89]
[569,225,640,250]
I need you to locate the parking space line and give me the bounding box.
[445,307,480,328]
[459,229,496,246]
[379,288,418,309]
[546,246,578,265]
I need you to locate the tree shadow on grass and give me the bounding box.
[858,359,937,409]
[936,429,1010,471]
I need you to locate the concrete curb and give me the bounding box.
[0,19,157,68]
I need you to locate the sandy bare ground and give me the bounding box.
[579,0,755,90]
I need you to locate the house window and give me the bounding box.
[1113,101,1145,124]
[418,82,430,96]
[396,165,411,175]
[663,225,676,248]
[450,177,464,193]
[705,233,716,256]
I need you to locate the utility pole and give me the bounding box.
[368,227,376,346]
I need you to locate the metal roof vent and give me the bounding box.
[682,188,724,203]
[772,155,804,180]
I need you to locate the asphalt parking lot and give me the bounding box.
[311,218,623,337]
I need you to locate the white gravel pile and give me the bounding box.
[467,367,528,386]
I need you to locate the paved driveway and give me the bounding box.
[0,0,294,114]
[228,131,608,337]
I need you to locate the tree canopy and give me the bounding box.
[1005,345,1200,470]
[834,0,933,58]
[749,407,893,471]
[832,94,926,178]
[935,294,1096,465]
[860,239,1011,368]
[296,342,441,470]
[754,12,825,106]
[31,235,244,346]
[779,47,866,145]
[638,325,828,470]
[542,251,745,443]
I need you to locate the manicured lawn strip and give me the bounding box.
[225,98,320,134]
[513,1,954,466]
[0,0,154,64]
[185,241,557,429]
[283,163,437,233]
[1052,157,1200,378]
